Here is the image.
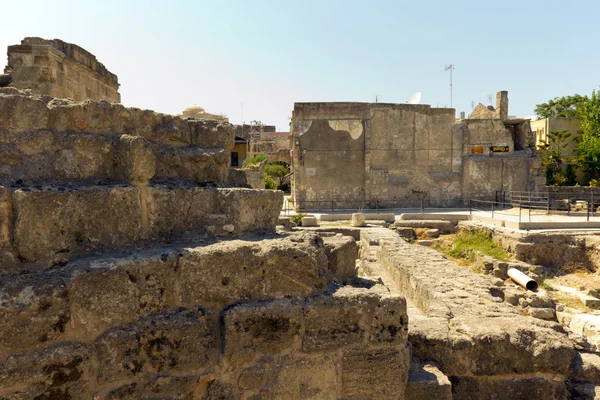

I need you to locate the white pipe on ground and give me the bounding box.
[508,268,538,291]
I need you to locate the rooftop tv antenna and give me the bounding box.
[409,92,422,105]
[471,100,475,109]
[487,94,493,105]
[445,64,454,108]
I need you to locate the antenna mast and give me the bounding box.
[445,64,454,108]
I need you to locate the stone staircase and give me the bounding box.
[0,90,411,399]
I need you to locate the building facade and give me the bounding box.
[292,94,543,209]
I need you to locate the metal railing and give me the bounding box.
[281,197,466,215]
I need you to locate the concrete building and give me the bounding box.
[292,92,544,209]
[4,37,120,102]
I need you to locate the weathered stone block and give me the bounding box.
[350,213,365,227]
[224,299,302,365]
[450,375,567,400]
[219,188,282,233]
[406,359,452,400]
[0,343,91,396]
[69,266,141,340]
[115,134,156,184]
[0,271,70,353]
[322,235,358,281]
[573,351,600,384]
[179,237,327,309]
[302,216,318,227]
[0,92,49,133]
[342,346,410,399]
[248,357,339,400]
[155,146,229,184]
[94,308,216,383]
[13,186,143,264]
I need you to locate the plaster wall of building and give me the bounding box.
[5,37,120,103]
[532,117,581,151]
[293,101,543,208]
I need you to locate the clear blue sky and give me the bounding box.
[1,0,598,130]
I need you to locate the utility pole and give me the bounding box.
[445,64,454,109]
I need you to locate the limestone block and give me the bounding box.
[417,240,433,246]
[528,307,556,320]
[243,357,339,400]
[145,185,219,239]
[424,228,440,238]
[0,271,70,353]
[303,289,407,353]
[322,235,358,281]
[12,186,143,265]
[451,375,567,400]
[115,134,156,184]
[571,314,600,350]
[581,294,600,309]
[573,352,600,384]
[179,237,327,309]
[301,216,318,227]
[351,213,366,227]
[219,188,283,233]
[395,227,416,240]
[571,382,600,400]
[392,220,456,234]
[94,308,216,383]
[155,146,229,184]
[0,92,49,133]
[223,299,302,366]
[406,359,452,400]
[0,343,91,396]
[342,346,410,399]
[93,374,203,400]
[188,119,235,149]
[514,242,534,260]
[68,252,180,339]
[277,216,294,230]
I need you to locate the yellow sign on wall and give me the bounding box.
[471,146,484,154]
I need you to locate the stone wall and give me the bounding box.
[0,231,410,399]
[0,88,413,399]
[5,37,120,102]
[292,102,543,208]
[0,88,282,272]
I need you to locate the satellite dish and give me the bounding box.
[409,92,422,104]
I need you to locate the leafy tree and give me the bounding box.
[264,163,289,188]
[537,130,576,185]
[535,94,588,118]
[576,90,600,180]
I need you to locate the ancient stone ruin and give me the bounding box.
[1,38,598,400]
[4,37,120,103]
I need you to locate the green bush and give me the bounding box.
[290,213,305,226]
[264,174,277,189]
[242,153,267,168]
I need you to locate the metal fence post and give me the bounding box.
[376,199,379,214]
[588,200,591,221]
[469,199,472,216]
[331,200,334,215]
[420,197,424,214]
[593,193,595,217]
[492,201,494,219]
[568,197,570,216]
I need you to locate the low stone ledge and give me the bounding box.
[392,220,457,233]
[0,232,352,353]
[1,185,282,269]
[363,228,575,382]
